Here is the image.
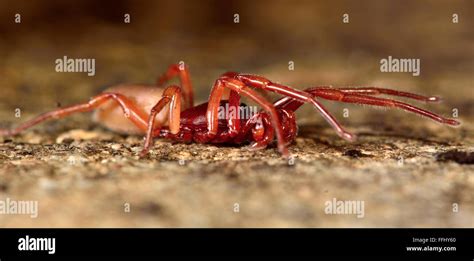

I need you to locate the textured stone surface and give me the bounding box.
[0,111,472,227]
[0,0,472,227]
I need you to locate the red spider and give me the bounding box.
[0,64,460,158]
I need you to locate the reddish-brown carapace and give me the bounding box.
[0,64,460,158]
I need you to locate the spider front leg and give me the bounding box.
[200,75,290,156]
[274,85,444,111]
[140,85,182,157]
[156,63,194,109]
[201,89,242,143]
[0,93,149,137]
[306,88,460,126]
[193,73,241,142]
[326,86,441,102]
[234,74,356,141]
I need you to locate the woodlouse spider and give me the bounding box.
[0,64,460,158]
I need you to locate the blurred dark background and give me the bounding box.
[0,0,472,120]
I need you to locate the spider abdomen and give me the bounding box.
[93,84,169,135]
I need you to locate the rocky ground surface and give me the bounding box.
[0,109,472,227]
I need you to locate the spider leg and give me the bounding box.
[226,89,242,137]
[307,86,441,102]
[156,63,194,108]
[0,93,149,137]
[140,85,181,157]
[234,74,355,141]
[195,73,240,141]
[273,96,300,111]
[307,88,460,126]
[205,89,242,143]
[201,76,290,156]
